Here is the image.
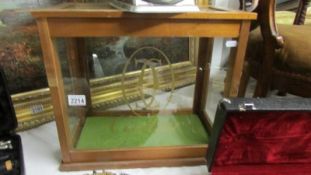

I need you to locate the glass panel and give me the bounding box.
[205,37,238,122]
[55,38,90,144]
[56,37,209,150]
[89,37,194,112]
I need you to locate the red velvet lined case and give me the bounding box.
[207,98,311,175]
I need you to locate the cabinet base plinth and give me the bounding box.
[60,157,206,171]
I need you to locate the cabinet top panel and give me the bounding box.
[31,2,257,20]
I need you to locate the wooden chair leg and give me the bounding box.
[254,72,270,97]
[254,43,275,97]
[254,82,265,97]
[238,62,250,97]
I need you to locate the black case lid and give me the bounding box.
[207,97,311,172]
[0,67,17,133]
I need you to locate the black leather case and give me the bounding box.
[0,67,25,175]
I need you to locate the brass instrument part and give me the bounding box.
[121,47,175,114]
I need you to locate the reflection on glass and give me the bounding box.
[56,37,208,150]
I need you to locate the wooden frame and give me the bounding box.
[31,3,256,171]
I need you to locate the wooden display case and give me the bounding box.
[31,3,256,171]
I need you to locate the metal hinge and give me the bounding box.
[221,98,231,104]
[239,102,256,111]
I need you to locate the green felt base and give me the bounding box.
[76,114,208,149]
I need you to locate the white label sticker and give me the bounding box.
[68,95,86,106]
[31,104,44,114]
[225,40,238,48]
